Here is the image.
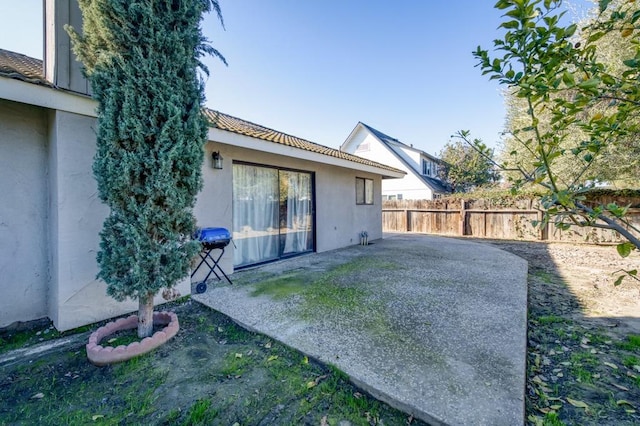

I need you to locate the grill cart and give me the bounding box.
[191,227,232,293]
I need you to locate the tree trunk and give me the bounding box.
[138,293,155,338]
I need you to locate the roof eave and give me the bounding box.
[0,75,95,117]
[208,127,405,179]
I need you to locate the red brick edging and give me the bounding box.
[86,311,179,366]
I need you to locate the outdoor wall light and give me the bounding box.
[211,151,223,170]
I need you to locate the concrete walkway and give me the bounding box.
[193,233,528,425]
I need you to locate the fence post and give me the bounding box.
[538,210,548,241]
[459,200,466,236]
[406,209,411,232]
[483,211,487,237]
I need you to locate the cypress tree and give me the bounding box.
[68,0,225,337]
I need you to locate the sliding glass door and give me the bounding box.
[233,163,314,267]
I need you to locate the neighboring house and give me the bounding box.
[0,0,404,331]
[341,122,450,200]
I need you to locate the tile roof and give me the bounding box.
[204,109,404,174]
[0,48,403,176]
[0,49,51,87]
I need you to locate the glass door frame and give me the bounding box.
[232,161,316,269]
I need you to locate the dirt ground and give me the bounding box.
[0,299,424,426]
[480,239,640,426]
[484,240,640,335]
[1,239,639,425]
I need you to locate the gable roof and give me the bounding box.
[359,122,441,163]
[0,48,404,177]
[348,122,450,194]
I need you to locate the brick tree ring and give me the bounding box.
[86,311,179,366]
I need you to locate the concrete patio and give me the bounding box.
[193,233,528,425]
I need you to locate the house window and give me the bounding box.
[233,163,315,268]
[356,177,373,205]
[422,159,438,177]
[397,194,403,200]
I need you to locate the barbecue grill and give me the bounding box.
[191,227,232,293]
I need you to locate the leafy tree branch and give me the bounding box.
[470,0,640,258]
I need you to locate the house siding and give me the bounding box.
[0,100,49,327]
[0,103,191,331]
[0,100,390,330]
[45,110,192,331]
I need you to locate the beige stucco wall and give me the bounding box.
[1,103,386,331]
[0,100,49,327]
[47,110,191,331]
[194,141,383,281]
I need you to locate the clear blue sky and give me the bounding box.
[1,1,593,155]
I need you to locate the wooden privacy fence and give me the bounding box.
[382,199,640,244]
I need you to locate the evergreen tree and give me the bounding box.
[68,0,225,337]
[438,139,499,192]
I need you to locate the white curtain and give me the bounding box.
[233,164,279,266]
[233,164,313,267]
[282,171,312,255]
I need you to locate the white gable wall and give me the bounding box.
[345,126,434,200]
[353,132,404,170]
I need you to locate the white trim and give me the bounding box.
[339,122,366,152]
[0,77,96,117]
[44,0,55,83]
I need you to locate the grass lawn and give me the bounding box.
[0,298,422,426]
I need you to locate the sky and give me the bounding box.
[0,1,594,156]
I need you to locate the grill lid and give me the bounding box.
[195,227,231,248]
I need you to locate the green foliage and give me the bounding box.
[184,398,218,425]
[438,138,500,192]
[470,0,640,251]
[618,334,640,352]
[499,1,640,189]
[66,1,225,302]
[622,355,639,368]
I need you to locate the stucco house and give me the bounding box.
[0,1,404,331]
[340,122,450,200]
